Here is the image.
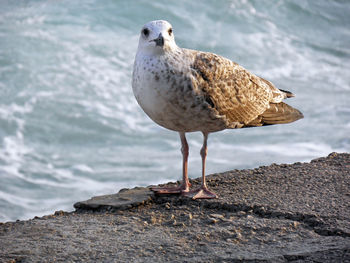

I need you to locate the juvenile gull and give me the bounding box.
[132,20,303,199]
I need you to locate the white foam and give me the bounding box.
[212,141,342,157]
[72,164,94,173]
[0,191,36,209]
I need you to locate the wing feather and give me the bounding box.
[189,51,274,127]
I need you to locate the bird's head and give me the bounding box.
[137,20,178,55]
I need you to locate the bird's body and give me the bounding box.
[132,20,303,199]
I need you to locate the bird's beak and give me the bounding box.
[152,33,164,47]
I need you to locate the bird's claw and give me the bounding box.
[182,187,218,199]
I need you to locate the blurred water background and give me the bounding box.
[0,0,349,222]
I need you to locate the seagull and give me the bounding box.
[132,20,303,199]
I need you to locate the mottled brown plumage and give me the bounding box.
[189,50,303,129]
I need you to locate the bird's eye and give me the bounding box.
[142,28,150,37]
[168,28,173,36]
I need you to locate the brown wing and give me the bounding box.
[189,51,274,128]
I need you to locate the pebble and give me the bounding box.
[209,213,224,219]
[209,218,218,224]
[292,221,300,228]
[150,216,157,225]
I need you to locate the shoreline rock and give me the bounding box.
[1,152,349,262]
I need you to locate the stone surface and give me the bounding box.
[73,186,154,211]
[0,152,349,262]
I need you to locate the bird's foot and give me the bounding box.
[182,186,217,199]
[151,182,191,195]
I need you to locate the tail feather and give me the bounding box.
[279,89,295,98]
[247,102,303,126]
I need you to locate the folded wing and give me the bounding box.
[189,51,303,128]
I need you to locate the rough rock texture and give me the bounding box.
[1,152,349,262]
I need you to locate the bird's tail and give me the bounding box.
[247,102,303,126]
[279,89,295,98]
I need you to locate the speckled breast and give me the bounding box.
[132,54,226,133]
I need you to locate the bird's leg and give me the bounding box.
[180,132,191,192]
[184,132,217,199]
[151,132,191,194]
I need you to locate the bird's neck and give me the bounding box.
[137,45,181,59]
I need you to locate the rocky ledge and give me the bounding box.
[1,152,349,262]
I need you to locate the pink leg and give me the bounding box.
[183,132,217,199]
[151,132,191,194]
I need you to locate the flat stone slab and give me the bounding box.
[74,187,154,211]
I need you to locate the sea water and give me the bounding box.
[0,0,349,222]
